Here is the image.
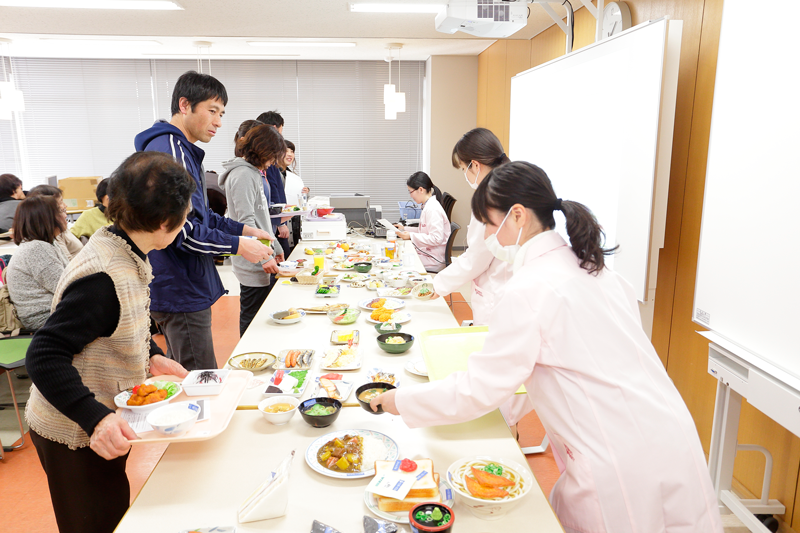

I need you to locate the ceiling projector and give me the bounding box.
[435,0,528,38]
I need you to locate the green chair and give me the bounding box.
[0,335,32,453]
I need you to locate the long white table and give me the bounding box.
[115,238,564,533]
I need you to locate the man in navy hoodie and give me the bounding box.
[135,71,276,371]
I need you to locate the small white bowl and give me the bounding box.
[146,401,201,436]
[258,396,300,425]
[389,275,408,288]
[182,369,230,396]
[278,260,298,269]
[409,277,427,287]
[270,309,306,324]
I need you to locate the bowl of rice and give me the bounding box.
[146,401,201,436]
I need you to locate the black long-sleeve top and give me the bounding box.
[26,225,163,437]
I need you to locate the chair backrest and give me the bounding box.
[441,192,457,221]
[444,222,461,267]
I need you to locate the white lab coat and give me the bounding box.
[405,196,451,271]
[397,231,723,533]
[432,213,513,326]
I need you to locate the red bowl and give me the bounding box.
[316,207,335,216]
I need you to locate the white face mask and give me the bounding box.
[463,162,479,190]
[484,208,522,263]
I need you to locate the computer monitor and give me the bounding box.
[329,194,370,210]
[329,195,377,232]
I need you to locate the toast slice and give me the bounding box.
[376,478,442,513]
[373,459,438,498]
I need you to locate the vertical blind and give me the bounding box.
[0,58,424,221]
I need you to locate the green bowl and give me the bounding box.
[354,262,373,273]
[374,322,402,334]
[377,333,415,354]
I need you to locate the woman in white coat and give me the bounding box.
[371,162,723,533]
[394,172,451,271]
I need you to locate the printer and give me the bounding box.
[301,212,348,241]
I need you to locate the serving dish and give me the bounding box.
[376,287,413,298]
[258,396,300,426]
[355,382,397,415]
[313,376,354,402]
[262,369,312,397]
[366,311,412,325]
[227,352,277,372]
[445,456,534,520]
[327,307,361,325]
[182,369,230,396]
[377,333,415,354]
[146,401,201,436]
[339,273,368,283]
[365,368,400,386]
[330,329,360,345]
[305,429,399,479]
[359,297,405,311]
[404,357,428,377]
[364,480,455,525]
[273,349,315,370]
[298,397,342,428]
[315,284,341,298]
[114,381,183,413]
[374,322,402,334]
[269,309,306,324]
[320,347,362,370]
[412,282,435,301]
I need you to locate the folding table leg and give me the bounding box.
[2,371,25,451]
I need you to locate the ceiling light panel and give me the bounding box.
[349,3,446,14]
[247,42,357,48]
[0,0,183,9]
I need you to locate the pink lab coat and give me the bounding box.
[430,213,531,425]
[405,196,451,271]
[397,231,723,533]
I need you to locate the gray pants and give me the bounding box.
[151,308,217,371]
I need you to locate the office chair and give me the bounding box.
[441,192,457,221]
[425,222,460,275]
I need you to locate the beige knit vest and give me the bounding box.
[25,227,153,450]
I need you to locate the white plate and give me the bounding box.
[365,368,400,387]
[273,349,315,370]
[270,309,306,324]
[305,429,399,479]
[332,263,356,271]
[364,480,455,524]
[405,357,429,377]
[376,287,413,299]
[358,297,405,311]
[320,347,363,370]
[313,376,354,402]
[263,369,312,397]
[365,311,411,325]
[366,281,386,291]
[114,381,183,413]
[340,273,368,283]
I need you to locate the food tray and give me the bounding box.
[118,371,252,444]
[263,369,312,397]
[273,349,315,370]
[419,327,526,395]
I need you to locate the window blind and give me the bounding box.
[0,58,424,221]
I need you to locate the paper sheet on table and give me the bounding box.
[284,171,305,206]
[238,449,295,523]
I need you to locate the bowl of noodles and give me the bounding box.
[446,456,533,520]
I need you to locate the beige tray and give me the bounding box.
[118,370,252,444]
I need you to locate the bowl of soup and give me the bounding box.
[355,382,397,415]
[258,396,300,426]
[298,397,343,428]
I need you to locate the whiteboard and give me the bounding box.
[694,1,800,380]
[509,19,681,302]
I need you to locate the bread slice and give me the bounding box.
[373,459,438,498]
[377,481,442,513]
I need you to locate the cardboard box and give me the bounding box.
[58,177,101,209]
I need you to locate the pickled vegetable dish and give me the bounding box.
[316,434,364,472]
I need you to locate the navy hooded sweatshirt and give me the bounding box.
[134,121,244,314]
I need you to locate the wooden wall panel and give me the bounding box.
[476,0,800,527]
[477,51,489,128]
[482,40,509,147]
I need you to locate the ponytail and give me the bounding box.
[451,128,510,170]
[406,171,443,203]
[472,161,617,274]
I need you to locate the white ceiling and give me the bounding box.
[0,0,570,60]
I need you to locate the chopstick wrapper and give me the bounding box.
[237,449,295,523]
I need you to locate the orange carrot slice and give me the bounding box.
[465,474,510,499]
[471,467,515,488]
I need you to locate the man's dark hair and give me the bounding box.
[12,195,66,245]
[107,152,196,233]
[27,184,63,199]
[171,71,229,116]
[0,173,23,199]
[96,177,112,204]
[256,110,284,128]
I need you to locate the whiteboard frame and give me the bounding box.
[509,18,682,303]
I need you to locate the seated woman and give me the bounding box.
[70,177,112,241]
[219,123,285,336]
[0,173,25,233]
[25,151,193,533]
[5,196,71,330]
[27,184,83,260]
[394,172,452,271]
